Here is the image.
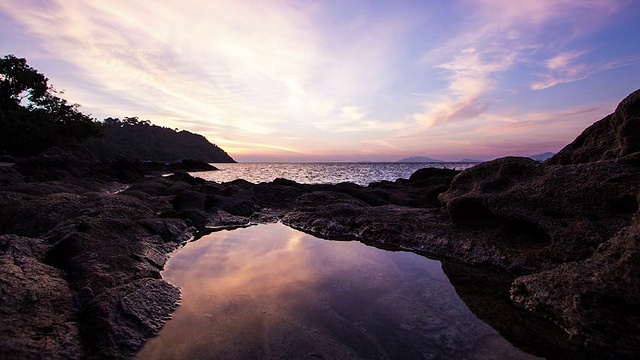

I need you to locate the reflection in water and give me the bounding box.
[137,223,537,360]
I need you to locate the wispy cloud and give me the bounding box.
[546,51,587,70]
[412,0,629,128]
[0,0,409,155]
[531,53,640,90]
[0,0,637,161]
[413,47,514,127]
[339,106,367,122]
[365,100,612,160]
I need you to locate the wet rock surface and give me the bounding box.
[1,90,639,359]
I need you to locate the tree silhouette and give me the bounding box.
[0,54,103,156]
[85,117,236,163]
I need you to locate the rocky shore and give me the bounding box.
[1,90,639,359]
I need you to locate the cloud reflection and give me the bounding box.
[137,223,536,359]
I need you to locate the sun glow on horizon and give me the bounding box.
[1,0,639,161]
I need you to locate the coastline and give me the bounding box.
[1,90,639,359]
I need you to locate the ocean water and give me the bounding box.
[191,162,477,186]
[137,223,537,360]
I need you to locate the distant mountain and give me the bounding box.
[460,159,483,163]
[529,152,555,162]
[397,156,443,163]
[85,117,235,163]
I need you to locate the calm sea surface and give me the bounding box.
[191,162,478,186]
[136,223,536,360]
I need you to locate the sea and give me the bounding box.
[191,162,478,186]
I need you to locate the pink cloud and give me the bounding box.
[531,54,640,90]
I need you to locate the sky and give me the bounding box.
[1,0,640,162]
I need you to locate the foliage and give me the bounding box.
[0,54,103,156]
[85,117,236,163]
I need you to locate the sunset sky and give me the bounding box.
[1,0,639,162]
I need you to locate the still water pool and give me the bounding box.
[136,223,536,360]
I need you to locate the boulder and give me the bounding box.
[439,156,639,272]
[511,203,640,356]
[438,89,640,355]
[81,279,180,359]
[407,167,460,183]
[547,89,640,165]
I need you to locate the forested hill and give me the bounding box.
[85,117,235,163]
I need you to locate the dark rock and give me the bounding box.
[408,167,460,182]
[167,171,206,185]
[136,218,192,244]
[0,192,85,238]
[0,235,82,359]
[329,182,388,207]
[173,190,207,212]
[226,178,254,187]
[1,89,639,359]
[0,166,24,187]
[439,156,639,272]
[281,90,640,357]
[124,177,173,196]
[171,190,213,228]
[435,89,640,356]
[14,154,94,181]
[547,89,640,165]
[441,261,579,359]
[198,182,228,195]
[139,159,218,173]
[511,207,640,357]
[220,200,260,217]
[107,156,146,182]
[119,280,181,335]
[0,174,194,359]
[272,177,300,186]
[0,155,17,163]
[81,279,180,359]
[283,191,369,238]
[167,159,218,172]
[43,146,100,162]
[613,90,640,156]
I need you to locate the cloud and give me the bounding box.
[361,139,401,150]
[412,0,629,128]
[312,118,409,134]
[363,99,613,161]
[339,106,367,121]
[413,47,513,127]
[1,0,636,161]
[545,51,587,70]
[0,0,409,150]
[531,53,640,90]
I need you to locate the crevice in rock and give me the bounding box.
[501,217,552,245]
[448,199,501,228]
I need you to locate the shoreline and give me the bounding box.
[1,90,639,359]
